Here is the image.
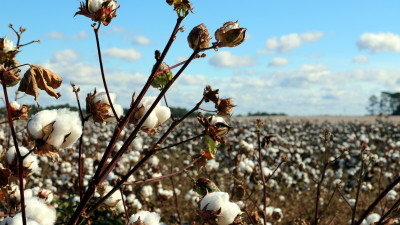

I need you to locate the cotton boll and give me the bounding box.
[27,110,58,139]
[10,101,20,109]
[366,213,380,224]
[200,192,241,225]
[206,159,219,172]
[148,156,159,167]
[140,108,158,129]
[47,109,82,148]
[128,210,160,225]
[387,190,398,201]
[140,96,159,108]
[6,146,38,174]
[155,106,171,124]
[141,185,153,198]
[24,197,56,225]
[9,214,41,225]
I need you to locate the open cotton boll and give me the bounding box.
[9,214,40,225]
[128,210,161,225]
[140,109,158,129]
[27,110,58,139]
[24,197,56,225]
[200,192,241,225]
[46,109,82,148]
[139,96,160,108]
[10,101,20,109]
[6,146,38,173]
[155,106,171,124]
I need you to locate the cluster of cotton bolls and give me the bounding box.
[128,210,161,225]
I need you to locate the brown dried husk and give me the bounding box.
[18,65,62,105]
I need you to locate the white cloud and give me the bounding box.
[176,56,187,63]
[352,55,368,64]
[134,35,151,45]
[264,31,324,53]
[52,49,81,63]
[209,51,256,68]
[102,48,142,62]
[268,57,289,67]
[45,32,65,40]
[72,31,88,40]
[357,32,400,54]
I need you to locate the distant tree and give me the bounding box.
[366,95,379,115]
[367,92,400,115]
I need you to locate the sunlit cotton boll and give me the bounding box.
[6,146,38,174]
[128,210,161,225]
[23,197,56,225]
[137,96,171,129]
[8,214,40,225]
[200,192,241,225]
[28,109,82,149]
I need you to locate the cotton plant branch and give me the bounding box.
[313,129,333,225]
[93,22,120,123]
[72,83,85,201]
[351,145,367,225]
[67,17,185,225]
[0,70,27,225]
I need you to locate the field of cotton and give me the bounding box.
[2,114,400,224]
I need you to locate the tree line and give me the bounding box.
[367,91,400,115]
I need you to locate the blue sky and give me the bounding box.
[2,0,400,115]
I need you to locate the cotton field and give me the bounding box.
[1,114,400,224]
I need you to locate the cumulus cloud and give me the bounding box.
[352,55,368,64]
[264,31,324,53]
[45,32,66,40]
[72,31,88,40]
[102,48,142,61]
[52,49,81,63]
[209,51,256,68]
[268,57,289,67]
[357,32,400,54]
[134,35,151,45]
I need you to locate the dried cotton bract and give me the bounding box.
[27,109,82,159]
[75,0,119,26]
[86,90,123,123]
[128,210,161,225]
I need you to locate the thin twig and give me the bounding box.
[351,150,366,225]
[155,133,204,152]
[120,188,130,224]
[256,124,267,225]
[0,70,27,225]
[170,166,183,225]
[93,23,120,123]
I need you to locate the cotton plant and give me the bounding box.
[199,192,242,225]
[27,108,82,159]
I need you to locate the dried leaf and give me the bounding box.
[0,168,11,187]
[18,65,62,104]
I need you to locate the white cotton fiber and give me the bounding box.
[28,109,82,150]
[24,197,56,225]
[137,96,170,129]
[46,109,82,148]
[155,106,171,124]
[9,214,40,225]
[200,192,241,225]
[27,110,58,139]
[128,210,160,225]
[6,146,38,173]
[10,101,20,109]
